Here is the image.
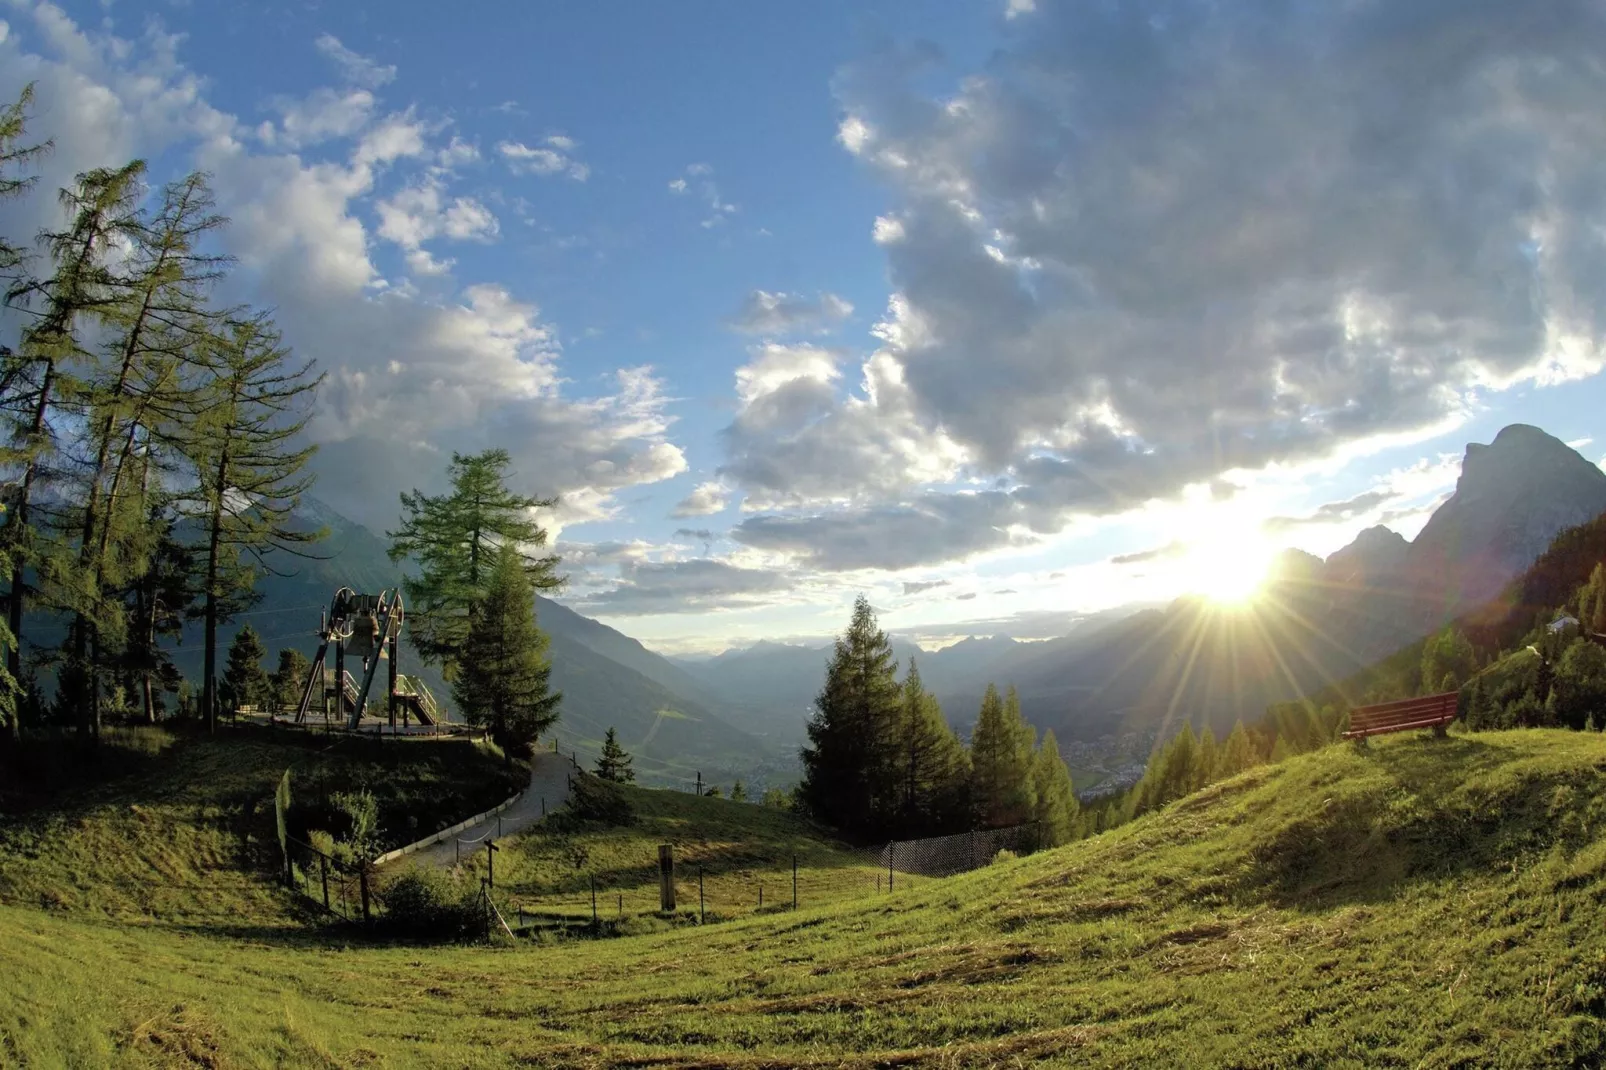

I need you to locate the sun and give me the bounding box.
[1180,530,1274,605]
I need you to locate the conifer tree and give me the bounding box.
[1030,729,1078,847]
[1218,719,1256,779]
[0,85,51,284]
[895,658,970,836]
[272,647,312,711]
[1195,726,1219,790]
[730,779,747,802]
[185,315,323,731]
[67,172,228,727]
[798,595,903,836]
[3,162,146,737]
[594,726,636,782]
[452,542,561,759]
[1269,734,1294,763]
[970,683,1036,828]
[220,624,270,716]
[387,448,560,680]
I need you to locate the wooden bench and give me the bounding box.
[1343,691,1459,741]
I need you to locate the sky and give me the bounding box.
[2,0,1606,654]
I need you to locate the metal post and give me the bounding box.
[486,840,498,889]
[387,634,398,729]
[320,855,330,911]
[696,771,702,796]
[658,844,676,913]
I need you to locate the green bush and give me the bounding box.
[991,849,1018,865]
[379,867,482,941]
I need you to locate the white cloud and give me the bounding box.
[376,177,499,252]
[497,137,589,181]
[669,162,737,227]
[672,481,729,518]
[729,291,854,335]
[713,0,1606,573]
[0,7,683,537]
[314,33,396,89]
[268,87,375,148]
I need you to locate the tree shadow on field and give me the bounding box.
[1239,734,1597,911]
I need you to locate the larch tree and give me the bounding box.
[970,683,1036,829]
[594,726,635,782]
[2,162,146,738]
[184,315,323,732]
[67,172,228,731]
[798,595,903,836]
[896,658,970,836]
[0,84,49,741]
[452,541,561,759]
[1030,729,1078,847]
[387,448,561,681]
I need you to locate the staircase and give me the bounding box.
[395,674,443,726]
[322,668,362,715]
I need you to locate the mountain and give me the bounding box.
[990,424,1606,745]
[1406,423,1606,613]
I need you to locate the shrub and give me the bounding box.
[992,849,1018,865]
[379,867,482,941]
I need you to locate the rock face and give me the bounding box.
[1403,424,1606,613]
[1325,526,1409,587]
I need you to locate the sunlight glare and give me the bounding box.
[1180,529,1274,605]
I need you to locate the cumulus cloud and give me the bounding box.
[729,290,854,335]
[376,177,499,254]
[578,559,790,616]
[497,137,589,181]
[671,481,729,518]
[720,0,1606,572]
[0,6,684,536]
[314,34,396,89]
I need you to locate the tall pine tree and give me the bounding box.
[185,315,323,732]
[220,624,270,716]
[1030,729,1078,847]
[895,658,970,836]
[452,542,561,759]
[387,448,560,680]
[970,683,1036,829]
[798,595,903,837]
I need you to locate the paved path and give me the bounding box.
[390,749,576,871]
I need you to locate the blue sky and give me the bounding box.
[3,0,1605,653]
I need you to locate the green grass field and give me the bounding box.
[5,728,1606,1066]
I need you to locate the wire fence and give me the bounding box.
[456,821,1042,931]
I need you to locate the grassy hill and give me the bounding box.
[5,727,1606,1065]
[0,727,522,927]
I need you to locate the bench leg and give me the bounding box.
[1432,723,1448,739]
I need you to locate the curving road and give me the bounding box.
[387,749,577,871]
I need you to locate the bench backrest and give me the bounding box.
[1347,691,1458,734]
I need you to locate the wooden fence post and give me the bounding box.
[359,864,371,924]
[658,844,675,913]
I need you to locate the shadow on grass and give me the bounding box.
[1242,733,1598,911]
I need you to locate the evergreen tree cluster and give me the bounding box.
[387,449,562,757]
[798,596,1079,844]
[0,86,324,740]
